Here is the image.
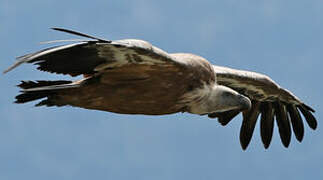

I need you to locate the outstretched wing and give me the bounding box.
[210,65,317,150]
[4,28,183,76]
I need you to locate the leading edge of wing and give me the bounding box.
[4,28,185,75]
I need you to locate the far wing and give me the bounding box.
[210,65,317,150]
[4,28,183,76]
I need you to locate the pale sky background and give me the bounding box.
[0,0,322,179]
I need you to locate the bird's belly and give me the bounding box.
[61,79,187,115]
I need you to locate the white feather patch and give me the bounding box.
[94,40,169,71]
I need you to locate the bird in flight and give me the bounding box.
[4,28,317,150]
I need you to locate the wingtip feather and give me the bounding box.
[260,102,275,149]
[274,102,292,148]
[239,101,261,150]
[298,105,317,130]
[3,61,24,74]
[51,27,111,42]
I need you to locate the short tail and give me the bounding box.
[15,80,77,106]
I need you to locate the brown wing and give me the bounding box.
[4,28,183,76]
[210,65,317,150]
[6,28,213,115]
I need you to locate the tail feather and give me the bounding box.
[15,80,73,106]
[18,80,72,89]
[15,91,53,104]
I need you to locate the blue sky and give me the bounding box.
[0,0,322,179]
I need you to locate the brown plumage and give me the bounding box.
[5,28,317,150]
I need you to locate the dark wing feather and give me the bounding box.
[208,110,240,126]
[260,102,275,149]
[273,101,292,148]
[240,101,261,150]
[212,65,317,149]
[287,104,304,142]
[51,27,111,42]
[4,28,182,76]
[298,104,317,130]
[4,42,105,76]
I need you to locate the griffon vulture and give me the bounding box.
[4,28,317,150]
